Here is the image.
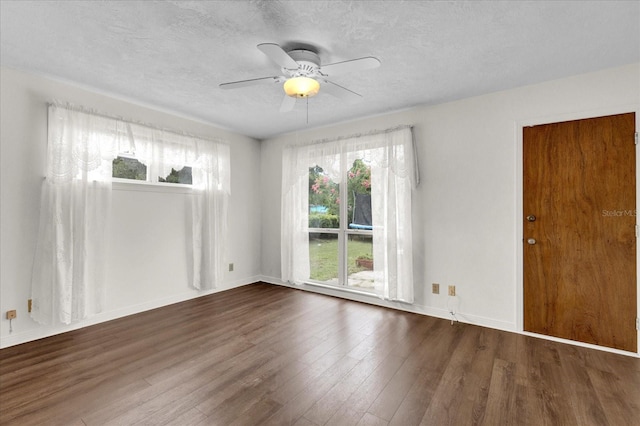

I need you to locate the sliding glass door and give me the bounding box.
[281,125,415,302]
[308,154,376,291]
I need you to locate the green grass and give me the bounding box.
[309,236,373,281]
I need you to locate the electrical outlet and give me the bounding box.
[448,285,456,296]
[28,299,32,313]
[6,310,16,320]
[432,283,440,294]
[228,263,234,272]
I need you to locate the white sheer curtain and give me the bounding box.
[31,104,229,325]
[281,146,310,284]
[126,123,231,290]
[281,126,417,303]
[190,140,230,290]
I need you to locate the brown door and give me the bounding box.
[523,113,637,352]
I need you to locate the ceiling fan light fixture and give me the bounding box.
[284,77,320,98]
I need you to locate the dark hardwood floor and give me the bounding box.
[1,282,638,425]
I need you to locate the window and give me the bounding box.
[112,156,147,181]
[159,166,192,184]
[112,155,192,185]
[308,158,375,290]
[281,125,417,303]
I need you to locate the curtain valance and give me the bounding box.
[46,104,230,191]
[283,125,418,187]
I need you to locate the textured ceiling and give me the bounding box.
[1,1,639,140]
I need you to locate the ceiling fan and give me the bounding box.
[219,43,381,112]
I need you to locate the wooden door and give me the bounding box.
[523,113,637,352]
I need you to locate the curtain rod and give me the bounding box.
[292,124,413,148]
[48,101,228,145]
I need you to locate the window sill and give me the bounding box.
[112,180,192,194]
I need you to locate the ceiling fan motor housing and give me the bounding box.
[284,50,321,78]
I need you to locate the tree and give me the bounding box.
[307,160,372,223]
[158,166,192,184]
[347,159,371,219]
[308,165,340,216]
[112,156,146,180]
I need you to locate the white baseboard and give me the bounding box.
[258,275,639,358]
[0,276,260,349]
[259,275,516,330]
[4,275,637,358]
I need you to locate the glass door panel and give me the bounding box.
[346,233,375,290]
[307,156,375,290]
[309,232,340,284]
[309,165,340,229]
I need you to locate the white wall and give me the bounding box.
[3,64,639,353]
[0,67,262,347]
[260,64,640,350]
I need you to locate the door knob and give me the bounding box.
[527,238,536,245]
[526,215,536,222]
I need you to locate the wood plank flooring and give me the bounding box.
[1,282,638,425]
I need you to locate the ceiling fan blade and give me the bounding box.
[279,94,296,113]
[219,76,283,89]
[257,43,299,70]
[321,80,362,103]
[320,57,380,76]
